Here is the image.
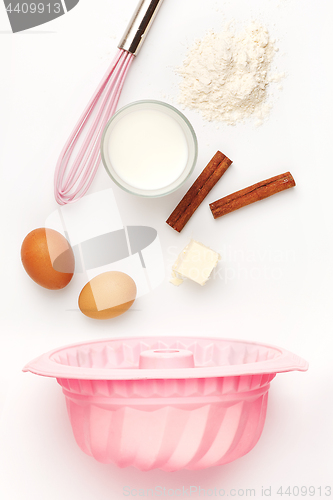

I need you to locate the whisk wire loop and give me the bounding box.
[54,49,134,205]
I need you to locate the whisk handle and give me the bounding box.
[118,0,165,56]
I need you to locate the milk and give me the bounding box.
[107,108,189,191]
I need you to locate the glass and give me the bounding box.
[101,100,198,198]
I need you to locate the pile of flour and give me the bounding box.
[177,22,284,125]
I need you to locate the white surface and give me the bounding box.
[54,189,123,245]
[0,0,332,499]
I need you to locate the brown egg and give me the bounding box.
[21,228,75,290]
[78,271,137,319]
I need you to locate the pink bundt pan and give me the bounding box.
[24,336,308,472]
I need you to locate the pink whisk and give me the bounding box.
[54,0,164,205]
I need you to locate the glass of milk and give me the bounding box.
[101,100,198,197]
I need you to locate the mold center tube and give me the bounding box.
[139,349,195,369]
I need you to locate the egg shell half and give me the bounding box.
[21,228,75,290]
[78,271,137,320]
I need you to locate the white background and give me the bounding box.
[1,0,332,498]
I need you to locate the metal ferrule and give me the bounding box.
[118,0,165,56]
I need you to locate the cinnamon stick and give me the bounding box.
[209,172,296,219]
[166,151,232,232]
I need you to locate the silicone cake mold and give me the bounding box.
[24,336,308,471]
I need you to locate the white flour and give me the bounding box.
[177,22,284,125]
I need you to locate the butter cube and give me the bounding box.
[170,239,220,286]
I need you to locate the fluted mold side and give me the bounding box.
[65,391,268,471]
[57,373,275,397]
